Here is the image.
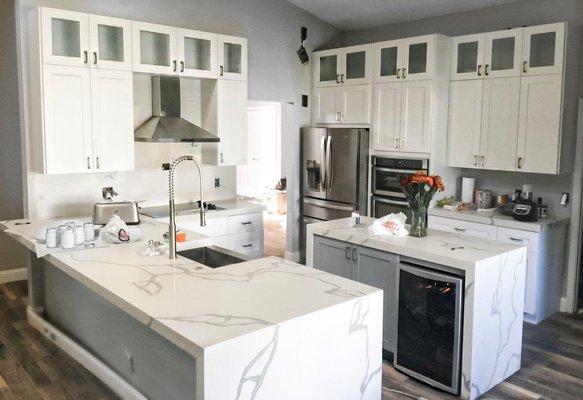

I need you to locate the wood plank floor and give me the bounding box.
[262,212,286,258]
[1,279,582,400]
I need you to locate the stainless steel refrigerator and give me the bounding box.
[300,127,369,261]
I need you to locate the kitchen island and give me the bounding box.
[307,217,527,400]
[1,217,382,400]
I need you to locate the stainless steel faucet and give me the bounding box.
[165,155,206,259]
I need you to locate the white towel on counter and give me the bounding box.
[99,215,142,244]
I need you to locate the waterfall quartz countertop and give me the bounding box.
[306,217,527,400]
[0,215,383,400]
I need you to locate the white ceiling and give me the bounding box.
[287,0,525,31]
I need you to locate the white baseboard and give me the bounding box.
[284,251,300,262]
[0,267,27,284]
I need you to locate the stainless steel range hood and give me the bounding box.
[134,76,219,143]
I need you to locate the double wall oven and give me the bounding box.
[371,156,429,223]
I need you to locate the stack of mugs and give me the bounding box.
[45,222,96,249]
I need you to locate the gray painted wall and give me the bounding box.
[340,0,583,219]
[0,0,27,271]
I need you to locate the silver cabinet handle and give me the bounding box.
[454,227,466,232]
[396,68,401,79]
[93,51,97,65]
[340,74,345,83]
[96,156,100,170]
[220,153,224,164]
[477,65,482,76]
[83,50,88,64]
[86,157,91,170]
[172,60,177,72]
[485,64,490,76]
[473,155,477,166]
[345,246,350,259]
[394,138,398,149]
[400,138,404,149]
[336,74,340,84]
[480,155,485,167]
[352,248,357,261]
[402,68,407,78]
[517,157,523,169]
[522,61,528,73]
[509,237,524,243]
[241,221,252,225]
[180,61,185,73]
[242,244,253,248]
[220,65,224,76]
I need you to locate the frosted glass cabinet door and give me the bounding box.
[89,15,132,71]
[341,44,371,85]
[218,35,248,81]
[522,23,565,76]
[484,28,522,78]
[178,29,218,78]
[401,35,434,81]
[314,49,340,87]
[373,40,402,83]
[451,34,485,80]
[41,8,89,67]
[132,21,177,74]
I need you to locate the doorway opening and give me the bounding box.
[237,101,286,258]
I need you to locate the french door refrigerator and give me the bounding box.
[300,127,369,261]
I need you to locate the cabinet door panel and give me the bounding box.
[484,28,522,78]
[451,34,485,81]
[91,69,134,172]
[313,87,339,124]
[314,49,340,88]
[399,81,431,153]
[342,44,371,85]
[218,35,247,81]
[401,35,434,81]
[522,23,565,76]
[132,21,176,74]
[178,29,218,79]
[447,80,483,168]
[373,40,402,83]
[217,80,248,165]
[89,14,132,71]
[516,74,562,174]
[312,236,351,279]
[354,246,398,352]
[372,83,401,151]
[339,85,370,124]
[41,8,89,67]
[42,65,93,174]
[480,77,520,171]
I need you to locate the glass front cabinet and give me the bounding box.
[314,44,371,87]
[373,35,435,82]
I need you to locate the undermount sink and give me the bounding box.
[177,246,248,268]
[140,203,225,218]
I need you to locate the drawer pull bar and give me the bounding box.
[509,237,524,242]
[241,222,252,225]
[454,227,466,232]
[242,244,253,248]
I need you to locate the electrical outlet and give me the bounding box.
[214,178,220,188]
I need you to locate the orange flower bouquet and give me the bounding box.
[400,172,445,237]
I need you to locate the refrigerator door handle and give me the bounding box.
[326,135,333,190]
[320,135,327,190]
[303,198,353,211]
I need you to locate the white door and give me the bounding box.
[447,80,483,168]
[516,74,562,174]
[479,77,520,171]
[313,49,341,87]
[341,44,371,86]
[218,35,248,81]
[90,69,134,172]
[132,21,177,74]
[313,87,340,124]
[451,34,485,81]
[177,29,218,79]
[522,22,565,76]
[89,14,132,71]
[399,80,431,153]
[41,8,90,67]
[484,28,522,78]
[218,80,248,165]
[372,83,401,151]
[42,65,93,174]
[338,85,370,124]
[373,40,403,83]
[401,35,434,81]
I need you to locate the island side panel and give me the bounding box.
[461,248,526,400]
[203,291,383,400]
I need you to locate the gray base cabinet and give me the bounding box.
[313,235,398,353]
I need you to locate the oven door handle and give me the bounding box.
[320,135,327,190]
[373,167,421,174]
[303,198,353,211]
[373,197,410,206]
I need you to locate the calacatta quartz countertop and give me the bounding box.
[307,217,524,270]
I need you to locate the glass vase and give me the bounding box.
[409,206,428,238]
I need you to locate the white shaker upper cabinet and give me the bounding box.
[479,77,520,171]
[40,8,90,67]
[516,74,563,174]
[218,35,247,81]
[90,69,134,172]
[373,40,402,83]
[399,80,431,153]
[132,21,177,74]
[372,83,401,151]
[451,34,485,81]
[313,87,341,124]
[447,80,483,168]
[177,29,218,79]
[522,23,565,76]
[42,65,93,174]
[401,35,434,81]
[342,44,372,86]
[89,15,132,71]
[338,84,371,124]
[484,28,523,78]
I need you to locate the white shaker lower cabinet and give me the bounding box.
[516,74,563,174]
[429,214,567,324]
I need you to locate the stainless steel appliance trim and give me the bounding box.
[373,167,421,174]
[372,197,409,206]
[372,189,406,198]
[320,135,327,189]
[394,262,463,394]
[326,135,333,190]
[303,198,353,211]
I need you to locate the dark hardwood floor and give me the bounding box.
[1,279,582,400]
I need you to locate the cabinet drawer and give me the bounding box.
[428,216,497,240]
[228,212,263,234]
[228,230,263,255]
[496,227,539,252]
[174,216,228,237]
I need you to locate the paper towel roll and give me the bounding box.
[462,177,475,204]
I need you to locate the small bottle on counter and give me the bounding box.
[60,228,75,249]
[83,222,96,242]
[74,225,85,246]
[537,198,549,219]
[45,228,57,248]
[351,205,361,226]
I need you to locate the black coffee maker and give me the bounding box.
[512,186,537,222]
